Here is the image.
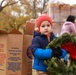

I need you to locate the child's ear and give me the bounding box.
[35,27,39,32]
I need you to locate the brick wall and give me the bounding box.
[47,3,76,35]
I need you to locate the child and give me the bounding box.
[60,15,76,35]
[31,14,67,75]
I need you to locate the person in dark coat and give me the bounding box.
[31,14,67,75]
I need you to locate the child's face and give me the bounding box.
[40,21,52,35]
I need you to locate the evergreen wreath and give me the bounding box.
[44,33,76,75]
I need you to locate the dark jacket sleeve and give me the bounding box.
[31,37,40,55]
[31,37,53,59]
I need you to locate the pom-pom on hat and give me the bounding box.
[36,14,52,31]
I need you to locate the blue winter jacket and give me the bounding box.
[31,31,67,72]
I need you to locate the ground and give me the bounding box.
[32,69,36,75]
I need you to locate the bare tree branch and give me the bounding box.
[0,0,20,12]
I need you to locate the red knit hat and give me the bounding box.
[36,14,52,31]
